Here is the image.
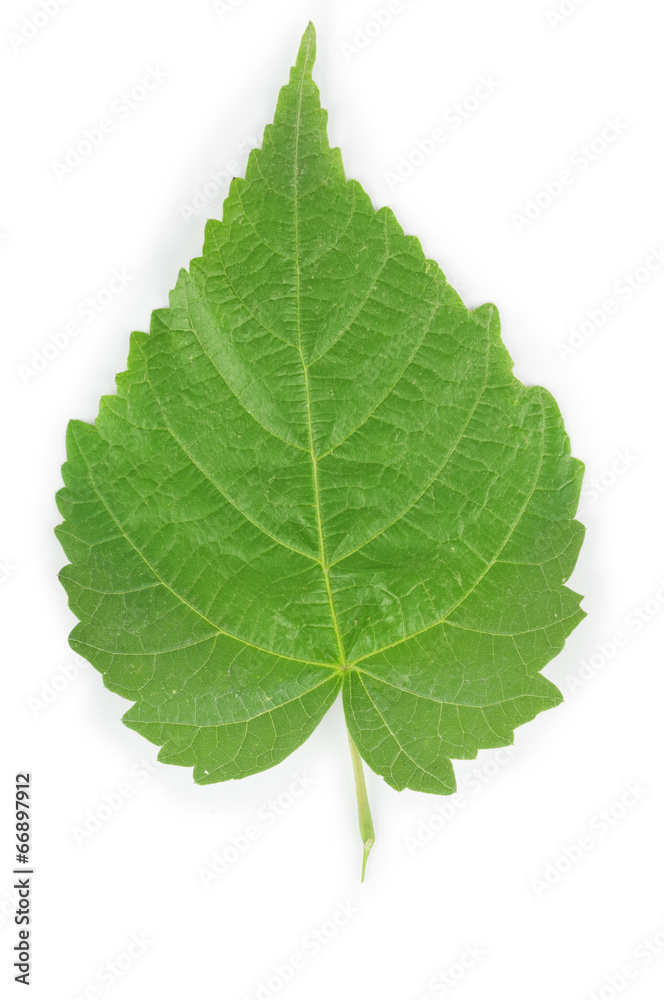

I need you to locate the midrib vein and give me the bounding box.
[293,40,347,672]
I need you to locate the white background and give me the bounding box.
[2,0,663,998]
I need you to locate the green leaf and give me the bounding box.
[56,23,584,866]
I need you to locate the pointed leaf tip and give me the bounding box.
[296,21,316,73]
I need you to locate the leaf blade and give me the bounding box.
[57,23,584,793]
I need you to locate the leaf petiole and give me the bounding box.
[347,729,375,882]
